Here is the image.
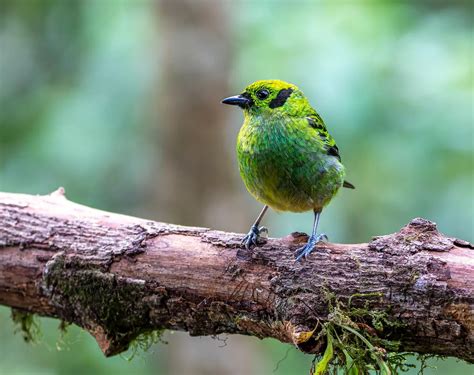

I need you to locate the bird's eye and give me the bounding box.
[256,89,269,100]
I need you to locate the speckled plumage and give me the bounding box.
[236,80,345,212]
[222,79,353,260]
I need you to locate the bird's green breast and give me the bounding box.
[237,114,345,212]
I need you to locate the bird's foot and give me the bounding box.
[241,225,268,250]
[294,233,328,262]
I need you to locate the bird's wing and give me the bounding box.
[306,112,341,162]
[306,113,355,189]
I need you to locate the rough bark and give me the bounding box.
[0,190,472,362]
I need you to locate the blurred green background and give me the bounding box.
[0,0,472,374]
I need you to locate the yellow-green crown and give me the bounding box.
[242,80,300,110]
[244,79,299,94]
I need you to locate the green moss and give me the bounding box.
[309,291,414,375]
[41,254,175,356]
[416,354,444,374]
[44,255,152,347]
[55,320,72,351]
[10,308,41,343]
[122,329,167,361]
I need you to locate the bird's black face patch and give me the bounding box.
[240,92,254,108]
[269,88,294,109]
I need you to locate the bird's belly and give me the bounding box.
[238,149,344,212]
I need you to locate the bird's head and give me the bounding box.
[222,80,309,117]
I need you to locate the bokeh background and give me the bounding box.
[0,0,472,374]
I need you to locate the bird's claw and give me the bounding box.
[242,225,268,250]
[294,233,328,262]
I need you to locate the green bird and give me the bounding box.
[222,80,354,261]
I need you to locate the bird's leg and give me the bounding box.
[295,210,328,261]
[242,205,269,250]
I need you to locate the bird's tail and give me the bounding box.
[343,180,355,189]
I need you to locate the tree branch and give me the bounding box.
[0,190,472,362]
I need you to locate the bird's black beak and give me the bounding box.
[221,94,252,108]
